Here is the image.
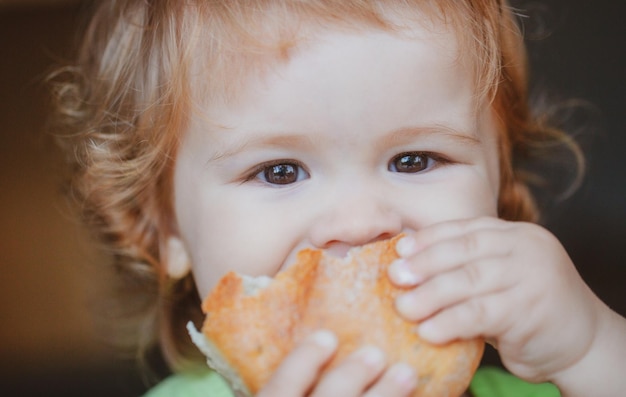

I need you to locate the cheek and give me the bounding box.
[186,207,246,297]
[181,191,305,298]
[452,169,500,216]
[403,174,499,226]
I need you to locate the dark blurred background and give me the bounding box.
[1,0,624,396]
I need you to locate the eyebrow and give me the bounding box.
[380,125,482,148]
[207,124,481,164]
[207,133,314,163]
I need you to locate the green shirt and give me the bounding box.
[143,367,561,397]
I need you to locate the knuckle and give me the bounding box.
[467,299,490,326]
[461,232,480,254]
[463,262,483,289]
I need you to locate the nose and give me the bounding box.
[309,187,403,256]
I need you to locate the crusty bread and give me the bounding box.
[188,236,484,397]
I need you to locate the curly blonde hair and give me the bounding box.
[50,0,582,373]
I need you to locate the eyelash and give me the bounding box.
[387,151,448,173]
[243,159,309,185]
[243,152,449,186]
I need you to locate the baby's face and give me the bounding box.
[173,22,501,298]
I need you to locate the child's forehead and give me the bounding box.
[187,2,478,106]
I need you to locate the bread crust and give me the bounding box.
[196,236,484,397]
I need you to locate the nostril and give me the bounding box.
[376,232,397,242]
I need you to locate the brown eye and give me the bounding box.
[258,162,308,185]
[389,152,430,173]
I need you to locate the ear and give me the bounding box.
[165,236,191,279]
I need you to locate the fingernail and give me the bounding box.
[389,260,422,286]
[396,237,417,257]
[355,346,385,368]
[311,330,338,349]
[389,363,417,391]
[395,293,415,317]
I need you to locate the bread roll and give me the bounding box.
[188,236,484,397]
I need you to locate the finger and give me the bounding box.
[395,217,509,257]
[309,346,387,397]
[389,228,513,287]
[363,363,418,397]
[416,292,510,344]
[395,257,514,321]
[258,330,337,397]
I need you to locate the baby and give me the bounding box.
[52,0,626,396]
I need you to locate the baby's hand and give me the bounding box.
[388,217,605,384]
[256,330,417,397]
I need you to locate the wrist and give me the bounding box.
[550,302,626,397]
